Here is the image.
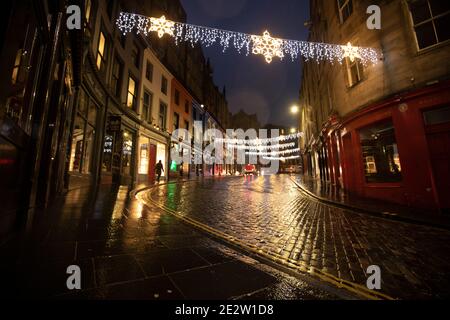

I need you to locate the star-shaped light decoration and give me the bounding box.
[341,42,361,62]
[251,31,284,64]
[149,15,175,38]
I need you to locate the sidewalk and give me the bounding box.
[291,175,450,230]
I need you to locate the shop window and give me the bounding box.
[161,76,168,95]
[142,90,153,123]
[69,115,85,172]
[102,133,113,172]
[122,131,133,176]
[138,138,149,175]
[69,90,98,174]
[337,0,353,23]
[423,105,450,125]
[159,102,167,130]
[127,76,137,110]
[408,0,450,50]
[111,56,122,97]
[359,120,402,183]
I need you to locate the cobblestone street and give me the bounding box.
[145,175,450,299]
[0,181,352,300]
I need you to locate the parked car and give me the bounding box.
[243,164,257,176]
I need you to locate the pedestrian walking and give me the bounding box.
[155,160,164,183]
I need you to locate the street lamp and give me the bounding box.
[290,105,299,115]
[290,128,297,134]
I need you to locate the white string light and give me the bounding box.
[116,12,380,65]
[246,148,301,156]
[217,132,303,145]
[227,142,297,151]
[263,155,301,161]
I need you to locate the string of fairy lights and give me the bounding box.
[116,12,380,64]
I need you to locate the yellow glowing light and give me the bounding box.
[290,128,297,134]
[290,105,299,114]
[149,15,175,38]
[341,42,361,62]
[251,30,284,64]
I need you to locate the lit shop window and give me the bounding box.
[408,0,450,50]
[69,90,98,174]
[139,139,149,175]
[338,0,353,23]
[127,76,137,109]
[122,130,133,176]
[157,143,166,177]
[359,120,402,183]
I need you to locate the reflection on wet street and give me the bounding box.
[0,181,346,300]
[147,175,450,299]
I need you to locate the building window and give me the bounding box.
[69,90,98,174]
[142,90,153,123]
[337,0,353,23]
[161,76,168,95]
[423,105,450,125]
[408,0,450,50]
[174,89,180,105]
[345,57,364,87]
[96,31,108,72]
[184,120,190,141]
[85,0,92,23]
[11,49,23,85]
[111,56,122,97]
[173,112,180,132]
[106,0,114,19]
[159,102,167,130]
[185,101,189,114]
[131,43,140,68]
[146,61,153,81]
[359,120,402,183]
[127,76,137,110]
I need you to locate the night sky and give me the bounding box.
[180,0,310,127]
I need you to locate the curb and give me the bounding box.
[290,177,450,231]
[136,182,396,301]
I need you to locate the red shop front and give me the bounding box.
[337,80,450,213]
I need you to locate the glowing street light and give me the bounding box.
[290,128,297,134]
[290,105,299,114]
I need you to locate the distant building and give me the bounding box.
[299,0,450,212]
[231,110,261,131]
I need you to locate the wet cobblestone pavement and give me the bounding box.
[0,182,350,300]
[146,175,450,299]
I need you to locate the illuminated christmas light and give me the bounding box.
[246,148,301,156]
[227,142,297,151]
[262,155,301,161]
[149,15,175,38]
[116,12,380,65]
[341,42,361,62]
[251,30,284,63]
[217,132,303,145]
